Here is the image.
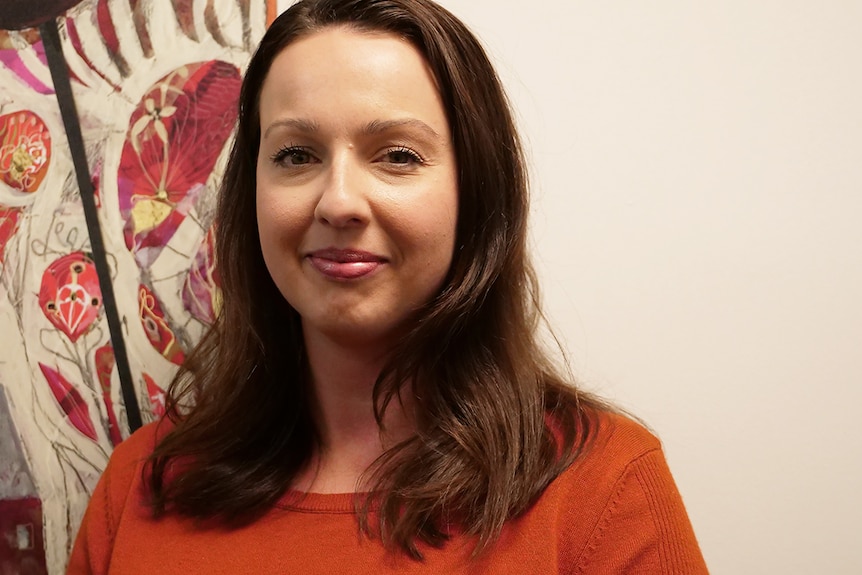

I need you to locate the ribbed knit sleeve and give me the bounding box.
[65,461,114,575]
[66,423,161,575]
[573,448,708,575]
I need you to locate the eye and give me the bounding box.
[381,147,423,166]
[271,146,318,167]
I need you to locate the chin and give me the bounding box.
[302,316,403,348]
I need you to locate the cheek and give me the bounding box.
[256,190,312,279]
[256,161,305,236]
[257,187,308,237]
[425,206,457,252]
[427,178,459,250]
[396,190,458,268]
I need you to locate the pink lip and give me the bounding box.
[306,248,386,280]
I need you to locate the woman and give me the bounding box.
[68,0,708,573]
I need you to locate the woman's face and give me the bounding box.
[256,27,458,349]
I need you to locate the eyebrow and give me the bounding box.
[262,117,443,142]
[362,119,442,142]
[263,118,320,139]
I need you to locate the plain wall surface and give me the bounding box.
[277,2,862,573]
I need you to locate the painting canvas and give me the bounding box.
[0,1,275,573]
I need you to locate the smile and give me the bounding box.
[306,248,386,280]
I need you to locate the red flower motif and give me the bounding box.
[38,362,98,442]
[94,343,123,446]
[117,60,240,267]
[0,205,22,264]
[182,226,221,325]
[138,283,185,365]
[38,252,102,342]
[0,110,51,193]
[142,372,166,418]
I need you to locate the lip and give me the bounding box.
[306,248,387,280]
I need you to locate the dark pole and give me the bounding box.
[39,19,143,433]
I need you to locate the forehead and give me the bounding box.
[257,27,449,137]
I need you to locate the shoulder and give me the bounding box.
[582,408,662,469]
[547,408,664,514]
[67,420,173,574]
[93,419,171,521]
[546,408,708,573]
[113,420,168,465]
[102,420,170,492]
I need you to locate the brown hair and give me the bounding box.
[147,0,606,559]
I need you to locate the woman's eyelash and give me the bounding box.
[268,145,424,166]
[385,146,424,164]
[270,145,314,165]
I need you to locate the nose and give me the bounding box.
[313,154,370,228]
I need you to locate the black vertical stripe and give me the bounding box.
[40,19,143,434]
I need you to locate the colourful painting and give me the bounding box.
[0,1,274,573]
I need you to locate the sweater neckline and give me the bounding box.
[277,488,369,514]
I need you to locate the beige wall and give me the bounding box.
[278,1,862,573]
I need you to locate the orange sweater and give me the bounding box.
[67,411,708,574]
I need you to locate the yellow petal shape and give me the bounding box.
[130,198,172,234]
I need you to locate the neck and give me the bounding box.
[297,326,414,493]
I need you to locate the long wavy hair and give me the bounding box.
[147,0,607,559]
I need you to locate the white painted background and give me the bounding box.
[277,2,862,573]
